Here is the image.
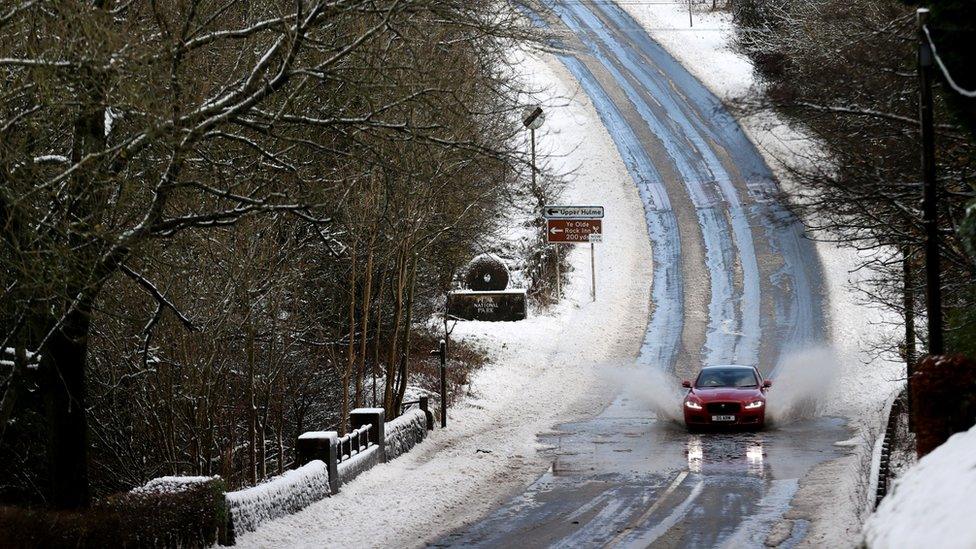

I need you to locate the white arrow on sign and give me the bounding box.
[550,227,563,234]
[544,205,604,219]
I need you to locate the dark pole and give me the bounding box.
[917,8,943,355]
[439,339,447,428]
[904,247,916,431]
[530,126,536,193]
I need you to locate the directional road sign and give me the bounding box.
[543,205,604,219]
[547,219,602,244]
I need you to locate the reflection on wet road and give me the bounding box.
[437,398,849,548]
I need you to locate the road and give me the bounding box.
[435,1,849,547]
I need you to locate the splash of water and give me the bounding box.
[765,346,840,426]
[599,362,686,425]
[599,348,841,430]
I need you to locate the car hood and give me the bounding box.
[689,387,763,401]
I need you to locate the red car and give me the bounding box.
[682,365,771,431]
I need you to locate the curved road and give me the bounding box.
[436,1,849,547]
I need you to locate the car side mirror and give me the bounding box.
[763,380,772,388]
[682,380,692,388]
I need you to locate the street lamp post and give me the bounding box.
[523,106,557,298]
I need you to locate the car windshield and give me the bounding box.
[695,368,758,388]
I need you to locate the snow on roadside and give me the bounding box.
[614,2,902,545]
[862,424,976,548]
[235,49,654,548]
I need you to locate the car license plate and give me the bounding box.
[711,415,736,422]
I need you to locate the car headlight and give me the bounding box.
[684,400,703,410]
[744,400,764,409]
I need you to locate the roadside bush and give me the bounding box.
[910,354,976,457]
[0,477,230,548]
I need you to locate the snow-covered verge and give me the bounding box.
[132,475,218,494]
[614,2,902,545]
[234,45,654,548]
[862,424,976,548]
[384,408,429,462]
[226,461,331,536]
[336,445,382,485]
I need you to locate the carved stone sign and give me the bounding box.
[446,290,527,322]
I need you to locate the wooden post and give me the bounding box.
[555,245,561,300]
[590,242,596,302]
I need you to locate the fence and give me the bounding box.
[876,391,905,507]
[337,423,372,464]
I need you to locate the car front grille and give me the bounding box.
[706,402,741,414]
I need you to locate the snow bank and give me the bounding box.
[385,408,429,462]
[863,424,976,548]
[337,445,382,486]
[132,475,218,495]
[227,460,331,535]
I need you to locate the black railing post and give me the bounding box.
[429,341,447,428]
[419,396,433,430]
[296,431,339,494]
[439,339,447,428]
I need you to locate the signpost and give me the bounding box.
[544,205,604,301]
[546,219,602,243]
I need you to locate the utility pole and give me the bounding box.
[917,8,943,355]
[689,0,693,27]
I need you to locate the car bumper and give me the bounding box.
[684,407,765,428]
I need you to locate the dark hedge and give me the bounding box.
[0,477,231,548]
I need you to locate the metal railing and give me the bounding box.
[336,423,372,464]
[876,391,906,507]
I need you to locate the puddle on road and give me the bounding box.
[437,395,851,548]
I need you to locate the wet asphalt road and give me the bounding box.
[436,1,848,547]
[435,397,849,548]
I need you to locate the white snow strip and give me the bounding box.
[719,479,800,548]
[622,478,705,548]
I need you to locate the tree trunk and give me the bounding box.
[345,245,358,423]
[247,320,257,486]
[41,303,93,509]
[355,245,375,409]
[394,253,419,412]
[384,248,407,415]
[371,270,387,408]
